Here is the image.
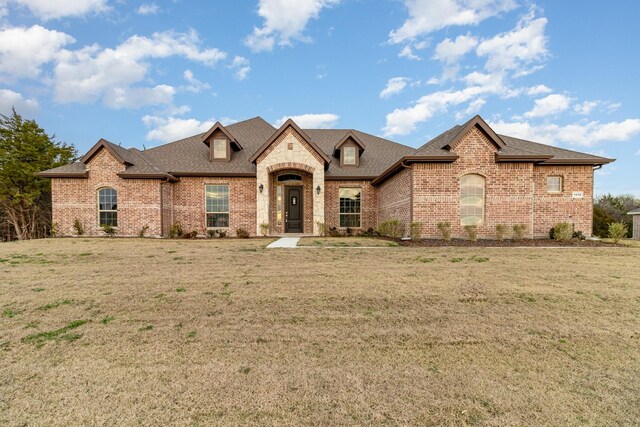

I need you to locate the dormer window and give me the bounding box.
[213,139,227,160]
[343,146,356,165]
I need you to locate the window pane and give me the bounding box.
[205,185,230,228]
[98,188,117,227]
[547,176,562,193]
[213,139,227,159]
[343,146,356,165]
[460,175,484,226]
[206,213,229,228]
[339,188,361,227]
[99,211,117,227]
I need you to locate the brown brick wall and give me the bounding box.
[51,149,163,237]
[377,168,412,234]
[170,177,257,237]
[410,127,594,238]
[324,180,377,231]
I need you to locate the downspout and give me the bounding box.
[401,160,412,238]
[531,175,535,239]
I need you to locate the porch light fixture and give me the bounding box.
[316,185,321,195]
[259,184,264,194]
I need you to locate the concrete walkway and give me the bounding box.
[266,237,301,248]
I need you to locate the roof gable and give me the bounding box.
[447,115,505,150]
[80,139,135,166]
[201,122,242,151]
[248,119,332,164]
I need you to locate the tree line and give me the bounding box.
[0,109,638,241]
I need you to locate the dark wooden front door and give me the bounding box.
[285,187,303,233]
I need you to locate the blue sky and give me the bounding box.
[1,0,638,196]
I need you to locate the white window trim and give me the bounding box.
[205,184,230,229]
[343,146,356,165]
[97,187,118,228]
[338,187,362,228]
[547,176,563,194]
[212,139,227,159]
[460,174,485,226]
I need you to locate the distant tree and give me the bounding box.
[593,194,639,238]
[0,109,77,240]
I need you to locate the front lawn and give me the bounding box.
[1,238,638,425]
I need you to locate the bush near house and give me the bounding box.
[512,224,527,241]
[551,222,573,242]
[409,222,423,241]
[437,222,452,241]
[495,224,508,241]
[608,222,628,243]
[236,228,250,238]
[464,225,478,242]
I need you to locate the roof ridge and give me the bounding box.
[500,134,612,159]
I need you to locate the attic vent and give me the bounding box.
[287,142,293,150]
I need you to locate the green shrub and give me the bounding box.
[316,222,327,237]
[218,230,227,238]
[102,224,116,237]
[236,228,250,238]
[409,222,423,241]
[259,223,269,236]
[376,221,390,237]
[512,224,527,241]
[49,222,59,238]
[327,226,343,237]
[608,222,628,243]
[168,222,183,238]
[387,220,403,239]
[464,225,478,242]
[138,225,149,238]
[73,218,84,236]
[552,222,573,242]
[437,222,452,241]
[207,229,217,238]
[495,224,508,241]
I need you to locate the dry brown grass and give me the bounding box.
[1,238,639,426]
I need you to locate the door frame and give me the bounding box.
[284,185,303,233]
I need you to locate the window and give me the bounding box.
[547,176,563,193]
[343,146,356,165]
[339,188,361,227]
[98,188,117,227]
[277,174,302,182]
[460,174,485,226]
[213,139,227,159]
[206,185,229,227]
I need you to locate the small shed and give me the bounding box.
[628,208,640,240]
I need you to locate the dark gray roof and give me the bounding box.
[40,115,614,181]
[628,208,640,215]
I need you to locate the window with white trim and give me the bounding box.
[98,188,117,227]
[206,185,229,228]
[547,176,563,193]
[213,139,227,159]
[343,146,356,165]
[460,174,485,226]
[339,188,361,227]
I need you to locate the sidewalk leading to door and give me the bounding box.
[266,237,301,249]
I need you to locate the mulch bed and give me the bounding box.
[397,238,622,247]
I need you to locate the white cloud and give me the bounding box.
[183,69,210,93]
[526,84,552,96]
[389,0,516,44]
[455,98,486,120]
[573,100,598,115]
[137,3,160,15]
[0,89,39,115]
[384,85,491,136]
[636,149,640,156]
[275,113,339,128]
[434,34,477,64]
[0,25,75,80]
[380,77,410,99]
[136,3,160,15]
[103,85,175,109]
[491,119,640,147]
[245,0,340,52]
[231,56,251,81]
[11,0,109,20]
[476,11,548,74]
[398,45,421,60]
[523,94,572,118]
[54,30,226,108]
[142,115,215,143]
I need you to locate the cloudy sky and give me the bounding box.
[1,0,638,195]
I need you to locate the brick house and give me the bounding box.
[39,115,613,238]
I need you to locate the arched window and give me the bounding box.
[98,188,117,227]
[460,174,485,226]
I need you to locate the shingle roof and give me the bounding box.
[40,115,614,182]
[628,208,640,215]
